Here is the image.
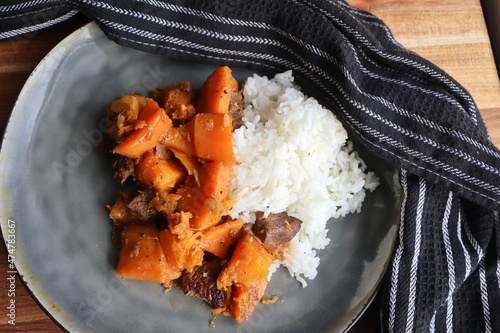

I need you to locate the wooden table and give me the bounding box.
[1,1,499,332]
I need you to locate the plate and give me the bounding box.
[0,22,399,332]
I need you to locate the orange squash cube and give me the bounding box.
[187,113,234,164]
[159,229,204,275]
[114,99,173,158]
[116,225,175,284]
[196,66,239,114]
[177,161,234,229]
[200,219,243,258]
[230,277,268,323]
[217,233,273,290]
[161,125,196,156]
[136,152,186,192]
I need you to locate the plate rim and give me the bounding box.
[0,22,99,333]
[0,20,400,333]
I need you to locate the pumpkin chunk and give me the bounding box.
[200,219,243,258]
[159,228,204,276]
[230,277,268,323]
[187,113,234,164]
[114,99,173,158]
[196,66,239,114]
[136,152,187,192]
[177,161,234,230]
[217,233,273,290]
[117,225,175,284]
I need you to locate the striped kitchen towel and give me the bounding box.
[1,0,499,332]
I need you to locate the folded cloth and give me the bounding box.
[2,0,499,332]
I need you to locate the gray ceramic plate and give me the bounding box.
[0,22,399,333]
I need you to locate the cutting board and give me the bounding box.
[347,0,500,147]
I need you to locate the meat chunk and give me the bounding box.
[228,90,244,130]
[126,188,158,221]
[153,144,174,160]
[252,212,302,250]
[150,81,196,125]
[182,261,226,309]
[108,190,160,248]
[113,155,139,184]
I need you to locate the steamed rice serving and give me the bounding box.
[230,71,379,285]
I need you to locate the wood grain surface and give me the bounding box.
[1,0,499,332]
[349,0,500,147]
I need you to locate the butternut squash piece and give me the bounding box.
[199,161,234,202]
[107,94,148,142]
[217,233,273,290]
[177,161,234,229]
[159,228,204,276]
[196,66,239,114]
[171,149,200,175]
[187,113,234,164]
[149,191,181,216]
[136,152,186,192]
[114,99,173,158]
[177,188,235,230]
[108,192,136,226]
[168,211,192,236]
[161,125,196,156]
[201,219,243,258]
[230,277,268,323]
[176,185,220,230]
[117,225,175,284]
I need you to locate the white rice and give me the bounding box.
[229,71,379,286]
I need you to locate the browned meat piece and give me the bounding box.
[127,188,159,221]
[113,155,139,184]
[252,212,302,250]
[108,190,160,247]
[150,82,196,124]
[182,261,227,309]
[153,144,174,160]
[228,90,244,130]
[150,81,194,107]
[108,192,139,227]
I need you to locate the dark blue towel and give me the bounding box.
[2,1,499,332]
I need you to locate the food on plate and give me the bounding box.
[229,71,379,284]
[106,66,378,323]
[252,212,302,251]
